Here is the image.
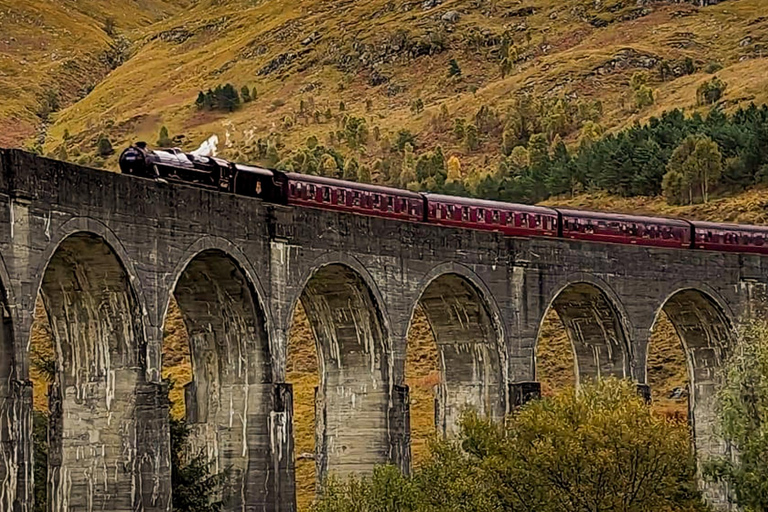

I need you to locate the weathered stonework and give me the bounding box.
[0,149,762,510]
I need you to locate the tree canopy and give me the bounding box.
[315,379,706,512]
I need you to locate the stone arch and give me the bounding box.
[537,278,631,384]
[650,287,733,473]
[167,247,274,510]
[289,259,390,483]
[37,231,146,511]
[0,257,17,511]
[408,263,506,436]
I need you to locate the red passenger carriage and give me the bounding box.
[425,194,559,238]
[559,209,692,249]
[285,173,425,222]
[691,221,768,254]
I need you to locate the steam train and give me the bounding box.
[119,143,768,255]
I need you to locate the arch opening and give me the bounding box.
[404,305,438,466]
[408,273,505,437]
[651,290,732,472]
[287,263,389,492]
[166,249,273,510]
[35,233,145,511]
[536,282,630,385]
[534,308,576,396]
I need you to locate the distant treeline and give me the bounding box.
[465,103,768,205]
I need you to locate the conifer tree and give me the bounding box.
[448,58,462,77]
[157,126,172,147]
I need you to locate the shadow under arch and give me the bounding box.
[36,231,146,511]
[537,279,631,385]
[650,287,733,499]
[0,265,16,511]
[166,248,274,510]
[288,260,391,485]
[407,264,506,436]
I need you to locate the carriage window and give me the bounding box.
[322,187,330,202]
[353,192,360,206]
[493,211,500,223]
[388,197,394,211]
[463,207,470,221]
[309,185,316,196]
[373,194,380,207]
[477,209,485,222]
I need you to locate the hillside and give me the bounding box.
[0,0,188,148]
[9,0,762,180]
[11,0,768,510]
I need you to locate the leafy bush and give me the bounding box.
[705,319,768,511]
[315,379,706,512]
[697,77,727,106]
[96,134,114,156]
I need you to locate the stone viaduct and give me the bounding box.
[0,149,763,511]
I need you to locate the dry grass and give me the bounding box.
[3,0,758,177]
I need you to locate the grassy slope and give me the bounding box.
[0,0,187,147]
[32,0,768,176]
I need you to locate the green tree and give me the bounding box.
[315,379,705,512]
[697,77,727,106]
[663,135,722,204]
[357,165,371,183]
[157,126,172,147]
[219,83,240,112]
[410,98,424,114]
[320,153,339,177]
[635,85,655,109]
[448,58,462,77]
[241,85,252,103]
[171,417,231,512]
[400,143,417,188]
[453,118,466,140]
[96,134,113,157]
[464,124,479,151]
[343,158,359,181]
[395,129,416,152]
[705,319,768,511]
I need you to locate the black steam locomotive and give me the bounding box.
[119,142,286,203]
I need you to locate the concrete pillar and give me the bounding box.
[388,385,410,474]
[270,383,295,512]
[135,381,171,511]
